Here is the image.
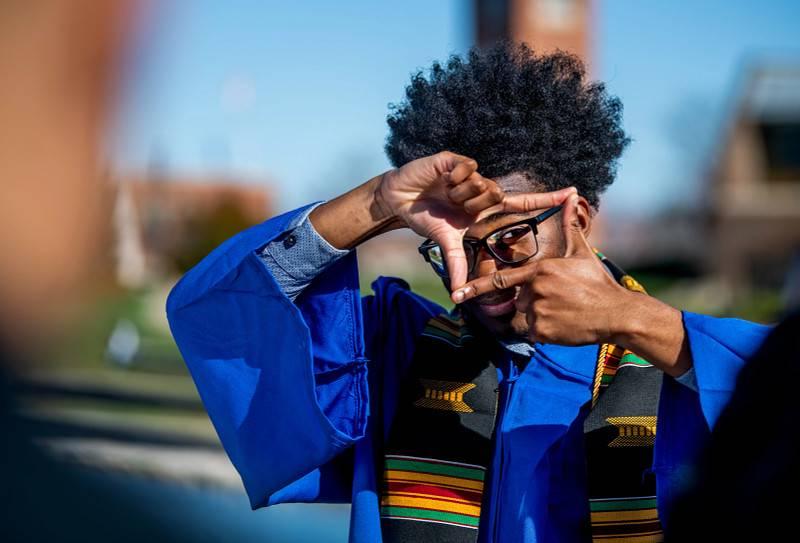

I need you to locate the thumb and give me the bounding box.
[435,230,468,292]
[561,194,593,258]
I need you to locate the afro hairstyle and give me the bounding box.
[385,42,630,209]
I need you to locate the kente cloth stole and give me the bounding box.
[379,251,664,543]
[584,251,663,543]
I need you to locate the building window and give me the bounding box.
[760,121,800,182]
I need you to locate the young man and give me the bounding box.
[167,44,769,542]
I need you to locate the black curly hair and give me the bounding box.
[385,42,630,209]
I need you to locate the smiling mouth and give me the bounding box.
[475,288,518,317]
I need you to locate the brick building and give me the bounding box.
[475,0,593,66]
[707,66,800,291]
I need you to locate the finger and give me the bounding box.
[462,182,504,214]
[447,157,479,186]
[528,323,540,344]
[561,193,593,257]
[435,231,469,292]
[435,151,474,172]
[525,306,538,342]
[451,265,536,304]
[447,174,489,204]
[481,186,577,217]
[515,281,533,313]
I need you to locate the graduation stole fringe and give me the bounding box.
[379,251,663,543]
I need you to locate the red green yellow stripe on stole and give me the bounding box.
[597,345,652,387]
[380,455,486,528]
[589,496,663,542]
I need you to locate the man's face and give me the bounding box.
[455,173,576,340]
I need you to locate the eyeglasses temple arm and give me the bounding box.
[534,204,563,224]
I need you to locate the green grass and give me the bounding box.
[43,286,185,375]
[725,289,783,324]
[20,397,215,441]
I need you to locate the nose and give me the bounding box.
[469,247,515,280]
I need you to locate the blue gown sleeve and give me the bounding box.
[166,203,369,509]
[654,310,771,523]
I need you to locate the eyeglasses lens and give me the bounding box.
[425,243,479,277]
[426,245,446,276]
[487,224,537,263]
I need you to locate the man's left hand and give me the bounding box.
[452,193,633,345]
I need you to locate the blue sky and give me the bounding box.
[114,0,800,216]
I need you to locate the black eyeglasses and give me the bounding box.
[417,205,562,278]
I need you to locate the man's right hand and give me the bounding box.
[376,152,505,291]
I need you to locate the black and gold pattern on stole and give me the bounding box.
[584,350,663,541]
[586,250,664,542]
[379,313,498,543]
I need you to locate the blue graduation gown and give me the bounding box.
[166,204,771,542]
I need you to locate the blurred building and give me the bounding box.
[707,66,800,292]
[113,175,273,287]
[475,0,593,66]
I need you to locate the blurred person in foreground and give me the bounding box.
[665,309,800,542]
[0,2,183,541]
[167,43,770,543]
